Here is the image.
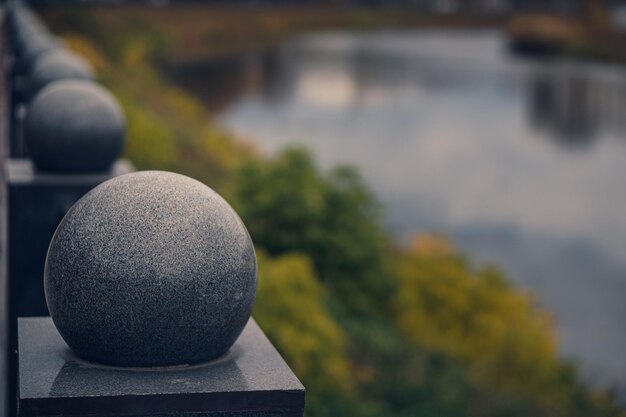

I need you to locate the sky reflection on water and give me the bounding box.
[216,29,626,394]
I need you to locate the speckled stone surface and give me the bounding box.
[45,171,258,367]
[27,50,94,100]
[18,317,305,417]
[24,80,125,172]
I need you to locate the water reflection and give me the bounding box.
[175,30,626,397]
[528,64,626,147]
[164,53,273,113]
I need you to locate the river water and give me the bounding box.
[179,29,626,394]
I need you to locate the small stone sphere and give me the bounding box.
[24,80,125,172]
[27,50,94,101]
[15,34,62,74]
[45,171,258,367]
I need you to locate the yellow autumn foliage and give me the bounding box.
[395,235,559,395]
[253,251,354,398]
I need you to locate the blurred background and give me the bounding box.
[29,1,626,415]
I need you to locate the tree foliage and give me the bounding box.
[392,235,622,417]
[395,235,557,393]
[253,251,358,416]
[231,147,394,315]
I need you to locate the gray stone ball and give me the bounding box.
[45,171,258,367]
[24,80,125,172]
[27,50,94,101]
[15,34,62,74]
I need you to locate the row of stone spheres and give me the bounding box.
[7,2,121,171]
[8,2,259,367]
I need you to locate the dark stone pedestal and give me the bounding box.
[17,317,305,417]
[7,158,134,318]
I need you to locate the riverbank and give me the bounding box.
[40,4,626,77]
[508,12,626,63]
[40,5,504,65]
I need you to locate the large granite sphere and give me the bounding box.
[45,171,258,367]
[24,80,125,172]
[27,50,94,100]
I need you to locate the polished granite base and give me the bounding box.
[18,317,305,417]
